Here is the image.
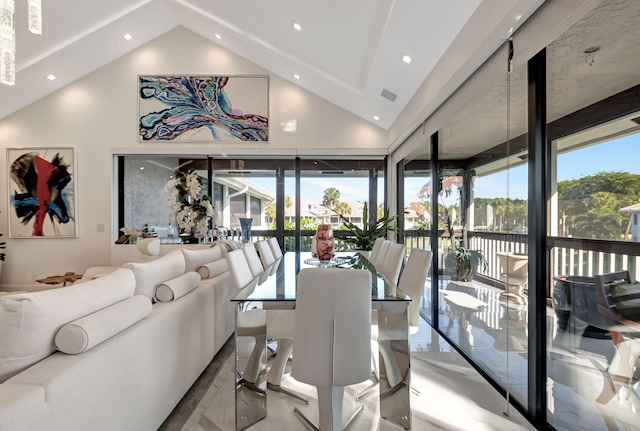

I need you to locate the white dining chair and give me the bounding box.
[268,237,284,260]
[398,249,432,332]
[228,249,264,386]
[265,310,308,404]
[367,237,386,263]
[374,239,391,267]
[256,240,276,272]
[359,248,432,401]
[242,243,264,279]
[379,241,406,285]
[292,267,372,431]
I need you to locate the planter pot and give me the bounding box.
[444,252,475,282]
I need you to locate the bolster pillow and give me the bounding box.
[154,272,201,302]
[55,295,152,354]
[197,259,229,279]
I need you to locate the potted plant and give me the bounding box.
[440,173,487,281]
[334,201,400,251]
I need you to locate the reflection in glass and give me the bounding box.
[437,53,529,408]
[546,1,640,429]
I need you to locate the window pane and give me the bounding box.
[212,160,276,239]
[121,156,208,241]
[546,1,640,429]
[437,59,529,407]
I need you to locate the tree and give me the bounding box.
[334,201,351,215]
[322,187,341,208]
[558,172,640,240]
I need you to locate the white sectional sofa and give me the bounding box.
[0,243,238,431]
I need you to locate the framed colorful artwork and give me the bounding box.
[138,75,269,142]
[7,148,77,238]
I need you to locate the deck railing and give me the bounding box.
[246,229,640,282]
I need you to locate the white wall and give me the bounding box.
[0,26,388,286]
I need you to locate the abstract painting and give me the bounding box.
[7,148,77,238]
[138,75,269,142]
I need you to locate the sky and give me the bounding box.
[248,133,640,207]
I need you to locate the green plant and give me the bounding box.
[334,201,399,250]
[441,170,487,272]
[449,244,487,272]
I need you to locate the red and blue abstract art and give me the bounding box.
[8,148,76,238]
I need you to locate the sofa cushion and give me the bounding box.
[55,295,152,354]
[181,246,223,272]
[0,268,136,382]
[123,249,186,300]
[154,272,201,302]
[197,259,229,279]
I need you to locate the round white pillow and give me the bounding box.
[55,295,152,354]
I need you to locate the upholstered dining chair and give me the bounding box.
[268,237,284,260]
[242,243,267,284]
[227,249,264,387]
[399,249,433,333]
[256,240,276,272]
[374,239,391,267]
[237,245,303,401]
[366,237,386,263]
[358,248,432,401]
[378,241,406,285]
[292,267,372,431]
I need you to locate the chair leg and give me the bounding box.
[294,386,364,431]
[267,339,293,385]
[379,339,403,387]
[355,375,378,401]
[294,406,320,431]
[317,386,344,431]
[267,338,309,404]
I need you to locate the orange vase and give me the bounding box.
[315,224,334,261]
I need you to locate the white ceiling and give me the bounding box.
[0,0,543,133]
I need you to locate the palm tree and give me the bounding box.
[322,187,341,208]
[334,201,351,216]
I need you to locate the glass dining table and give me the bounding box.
[231,251,413,430]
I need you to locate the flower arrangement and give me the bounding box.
[163,169,213,236]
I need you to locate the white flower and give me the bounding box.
[164,170,213,235]
[202,200,214,217]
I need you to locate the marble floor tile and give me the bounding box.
[171,327,536,431]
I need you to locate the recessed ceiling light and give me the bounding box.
[214,33,222,40]
[46,74,56,80]
[402,55,412,64]
[124,33,132,41]
[293,22,301,31]
[293,74,300,80]
[373,115,380,121]
[140,166,145,170]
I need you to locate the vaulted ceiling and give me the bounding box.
[0,0,543,137]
